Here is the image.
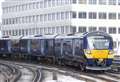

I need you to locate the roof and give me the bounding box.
[0,35,23,40]
[21,34,58,40]
[55,33,84,39]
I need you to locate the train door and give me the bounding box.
[62,39,73,59]
[44,39,54,56]
[55,39,62,58]
[11,39,20,53]
[20,39,29,53]
[31,39,41,55]
[73,39,84,57]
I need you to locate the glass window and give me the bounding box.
[65,11,70,19]
[99,27,106,32]
[61,12,65,20]
[72,11,77,18]
[113,41,117,48]
[99,12,107,19]
[71,26,76,33]
[119,0,120,5]
[109,0,116,5]
[79,0,87,4]
[11,40,20,49]
[109,27,116,34]
[118,28,120,33]
[89,27,97,32]
[87,36,111,49]
[79,12,86,18]
[56,12,60,20]
[72,0,77,4]
[31,40,40,51]
[118,13,120,19]
[89,12,97,19]
[109,13,116,19]
[89,0,97,4]
[79,26,86,33]
[99,0,106,5]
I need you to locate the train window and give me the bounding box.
[40,40,44,55]
[20,40,28,48]
[63,39,73,56]
[74,39,83,56]
[11,40,20,48]
[0,40,7,48]
[31,40,40,50]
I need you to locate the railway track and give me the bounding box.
[0,60,120,82]
[0,62,19,82]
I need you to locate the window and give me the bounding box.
[109,13,116,19]
[61,12,65,20]
[118,28,120,33]
[65,11,70,19]
[119,0,120,5]
[118,13,120,19]
[72,0,77,4]
[99,12,106,19]
[89,0,97,4]
[109,27,116,34]
[79,0,87,4]
[89,12,97,19]
[79,12,86,18]
[72,12,77,18]
[113,41,117,48]
[56,12,60,20]
[109,0,116,5]
[79,27,86,33]
[70,26,76,33]
[99,27,106,32]
[89,27,96,32]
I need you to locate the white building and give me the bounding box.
[1,0,120,51]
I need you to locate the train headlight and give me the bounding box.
[109,50,114,55]
[85,49,91,54]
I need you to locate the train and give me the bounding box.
[0,31,114,71]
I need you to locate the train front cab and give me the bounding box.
[84,32,114,71]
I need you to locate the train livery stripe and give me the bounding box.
[85,50,114,59]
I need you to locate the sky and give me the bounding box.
[0,0,4,23]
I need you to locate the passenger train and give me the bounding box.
[0,31,114,71]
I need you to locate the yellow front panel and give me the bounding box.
[91,50,108,58]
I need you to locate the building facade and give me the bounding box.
[1,0,120,50]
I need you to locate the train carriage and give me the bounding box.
[54,34,85,66]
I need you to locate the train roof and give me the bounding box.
[0,35,23,40]
[55,33,84,39]
[21,34,58,39]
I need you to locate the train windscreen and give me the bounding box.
[87,36,110,50]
